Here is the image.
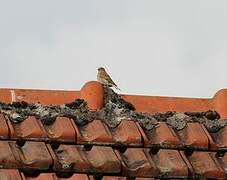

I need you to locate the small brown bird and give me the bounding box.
[97,67,121,90]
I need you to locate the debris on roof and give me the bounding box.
[1,86,226,133]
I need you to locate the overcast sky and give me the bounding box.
[0,1,227,98]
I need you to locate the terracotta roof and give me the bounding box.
[0,81,227,179]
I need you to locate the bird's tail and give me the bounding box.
[115,85,121,91]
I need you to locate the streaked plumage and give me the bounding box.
[97,67,121,90]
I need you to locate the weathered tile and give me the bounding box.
[112,121,143,146]
[176,123,209,149]
[186,151,225,179]
[8,116,46,140]
[44,117,76,143]
[139,122,181,148]
[0,114,9,138]
[151,149,188,178]
[119,148,159,177]
[0,169,22,180]
[74,120,114,145]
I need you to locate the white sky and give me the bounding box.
[1,1,227,98]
